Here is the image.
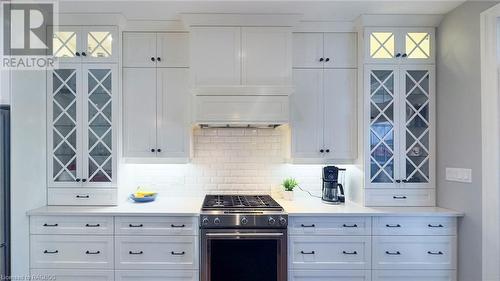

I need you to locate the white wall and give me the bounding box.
[10,71,47,275]
[436,2,498,281]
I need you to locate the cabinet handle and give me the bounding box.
[75,178,81,182]
[385,251,401,255]
[319,58,324,62]
[85,250,100,255]
[171,251,185,255]
[300,224,315,228]
[402,53,408,58]
[129,250,143,255]
[43,223,58,227]
[325,149,330,153]
[385,224,401,228]
[319,149,324,153]
[300,250,315,255]
[392,196,407,199]
[428,224,444,228]
[151,57,156,62]
[342,224,358,228]
[427,251,444,255]
[157,57,161,62]
[75,52,80,56]
[395,53,401,58]
[43,250,59,254]
[157,149,162,153]
[342,250,357,255]
[395,179,401,183]
[85,223,100,227]
[171,224,185,228]
[129,224,144,228]
[81,52,87,57]
[82,179,87,183]
[76,195,90,199]
[401,179,408,183]
[151,148,156,152]
[325,58,330,62]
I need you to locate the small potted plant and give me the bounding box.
[282,177,298,201]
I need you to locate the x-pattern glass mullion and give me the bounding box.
[53,32,76,57]
[406,33,430,58]
[371,33,394,58]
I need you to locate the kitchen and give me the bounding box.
[1,1,498,281]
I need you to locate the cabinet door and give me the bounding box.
[364,28,400,64]
[402,28,435,64]
[191,27,241,86]
[399,65,434,188]
[365,65,400,188]
[83,26,118,62]
[291,69,324,160]
[323,69,357,160]
[156,68,190,159]
[156,33,189,67]
[47,65,83,187]
[82,64,117,186]
[51,26,82,63]
[292,33,324,68]
[323,33,357,68]
[123,33,157,67]
[241,27,292,85]
[122,68,157,158]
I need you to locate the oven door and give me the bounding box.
[201,228,287,281]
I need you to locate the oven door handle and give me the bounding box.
[205,232,284,237]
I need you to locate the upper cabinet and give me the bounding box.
[52,26,118,63]
[123,32,189,68]
[364,27,434,64]
[293,32,357,68]
[190,26,291,87]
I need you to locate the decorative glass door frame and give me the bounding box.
[82,26,118,63]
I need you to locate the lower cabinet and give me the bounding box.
[31,269,114,281]
[372,270,456,281]
[115,270,199,281]
[289,270,371,281]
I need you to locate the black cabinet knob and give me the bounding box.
[325,149,330,153]
[76,178,81,182]
[395,53,401,58]
[82,179,87,183]
[402,53,408,58]
[157,57,161,62]
[81,52,87,57]
[320,149,324,153]
[325,58,330,62]
[157,149,162,152]
[151,149,156,152]
[75,52,80,56]
[395,179,401,183]
[151,57,155,62]
[319,58,324,62]
[402,179,408,183]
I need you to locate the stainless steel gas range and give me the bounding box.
[200,195,288,281]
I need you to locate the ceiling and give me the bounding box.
[55,0,469,22]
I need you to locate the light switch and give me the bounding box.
[445,167,472,183]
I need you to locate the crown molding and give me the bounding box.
[181,13,302,27]
[356,14,444,27]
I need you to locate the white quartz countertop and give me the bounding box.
[27,195,464,217]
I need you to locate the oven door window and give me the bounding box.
[210,239,278,281]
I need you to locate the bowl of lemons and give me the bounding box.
[130,187,158,203]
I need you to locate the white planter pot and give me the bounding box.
[283,190,294,201]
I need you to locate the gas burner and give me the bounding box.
[201,194,282,211]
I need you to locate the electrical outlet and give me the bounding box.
[445,167,472,183]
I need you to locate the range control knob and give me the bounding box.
[213,217,221,225]
[202,217,209,225]
[268,217,276,225]
[279,217,287,226]
[240,217,248,225]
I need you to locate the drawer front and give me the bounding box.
[115,270,199,281]
[30,235,114,269]
[373,217,456,236]
[365,189,435,207]
[290,270,371,281]
[115,236,198,270]
[289,217,371,236]
[372,270,456,281]
[289,236,371,270]
[115,217,198,236]
[48,188,117,206]
[30,269,114,281]
[30,216,113,235]
[373,236,456,270]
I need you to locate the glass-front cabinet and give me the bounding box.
[365,27,434,64]
[48,64,117,188]
[365,64,434,189]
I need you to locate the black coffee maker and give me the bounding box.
[322,166,346,204]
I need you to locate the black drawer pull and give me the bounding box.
[428,224,444,228]
[300,250,315,255]
[386,224,401,228]
[393,196,407,199]
[342,250,358,255]
[301,224,315,228]
[129,224,144,228]
[129,251,143,255]
[43,250,59,254]
[43,223,58,227]
[85,224,101,227]
[171,251,185,255]
[427,251,444,255]
[171,224,186,228]
[76,195,90,199]
[343,224,358,228]
[385,251,401,255]
[86,250,100,255]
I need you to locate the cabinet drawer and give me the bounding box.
[115,270,199,281]
[372,270,456,281]
[365,189,435,207]
[115,216,198,236]
[30,235,114,269]
[115,236,198,270]
[30,216,113,235]
[289,217,371,236]
[373,217,456,236]
[30,269,114,281]
[373,236,456,270]
[290,270,371,281]
[48,188,117,206]
[289,236,371,270]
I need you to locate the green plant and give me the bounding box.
[282,178,298,191]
